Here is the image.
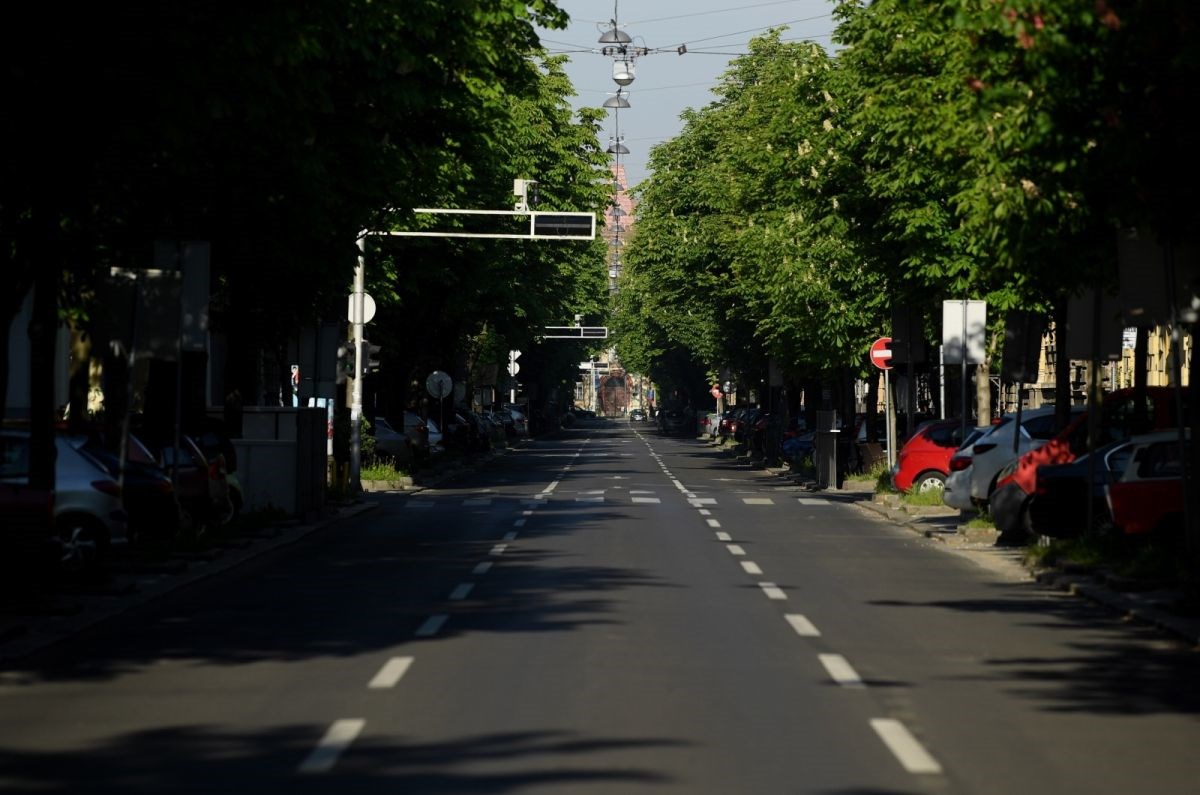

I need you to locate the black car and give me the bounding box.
[1021,438,1136,539]
[658,409,694,437]
[629,408,647,422]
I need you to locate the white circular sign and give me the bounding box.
[426,370,452,399]
[347,293,377,324]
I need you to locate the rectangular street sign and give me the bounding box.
[544,326,608,339]
[376,209,596,241]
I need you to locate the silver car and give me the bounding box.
[0,430,128,574]
[968,407,1082,503]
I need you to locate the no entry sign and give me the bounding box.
[870,337,893,370]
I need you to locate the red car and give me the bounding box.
[892,419,982,493]
[1106,432,1190,538]
[989,386,1184,539]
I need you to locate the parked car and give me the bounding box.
[658,408,694,437]
[1106,431,1191,540]
[503,404,530,437]
[891,419,988,493]
[629,407,647,423]
[968,406,1081,505]
[0,434,56,576]
[989,386,1184,541]
[80,433,181,546]
[374,413,438,461]
[145,434,234,533]
[0,429,128,575]
[940,426,995,511]
[1019,437,1138,539]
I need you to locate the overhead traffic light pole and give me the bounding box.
[347,183,597,494]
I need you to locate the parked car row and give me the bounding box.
[0,421,242,579]
[371,405,531,463]
[934,386,1187,545]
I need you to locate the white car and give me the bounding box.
[942,466,976,511]
[968,406,1082,503]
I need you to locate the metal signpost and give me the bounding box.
[870,336,895,467]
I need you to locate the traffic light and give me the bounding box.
[360,340,382,374]
[336,342,355,384]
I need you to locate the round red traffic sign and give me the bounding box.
[869,337,893,370]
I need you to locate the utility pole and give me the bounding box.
[349,235,366,493]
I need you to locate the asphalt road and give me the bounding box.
[2,418,1199,794]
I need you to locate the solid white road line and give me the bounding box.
[298,719,366,774]
[741,561,763,575]
[415,615,448,637]
[715,532,732,542]
[784,614,821,637]
[448,583,474,601]
[726,544,746,556]
[542,482,558,494]
[503,531,518,541]
[368,657,414,689]
[472,561,494,575]
[706,518,722,529]
[759,582,787,600]
[819,654,864,688]
[870,719,943,775]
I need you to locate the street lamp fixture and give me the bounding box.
[603,90,631,109]
[612,59,636,86]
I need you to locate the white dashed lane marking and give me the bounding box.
[298,719,365,774]
[819,654,865,688]
[741,561,763,575]
[689,498,718,507]
[706,518,722,529]
[448,583,474,601]
[870,719,943,774]
[785,614,821,637]
[742,497,774,506]
[759,582,787,600]
[715,532,732,542]
[726,545,746,556]
[472,561,493,575]
[415,615,448,637]
[368,657,414,689]
[632,497,661,504]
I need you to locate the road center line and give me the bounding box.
[448,583,474,601]
[819,654,865,688]
[368,656,414,689]
[741,561,763,575]
[415,614,448,637]
[759,582,787,600]
[870,719,943,774]
[785,614,821,637]
[298,719,366,774]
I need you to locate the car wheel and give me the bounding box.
[913,471,946,493]
[53,516,111,577]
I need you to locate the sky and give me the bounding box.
[537,0,839,188]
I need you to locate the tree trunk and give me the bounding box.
[29,267,58,491]
[975,360,992,424]
[66,318,92,434]
[1054,298,1072,429]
